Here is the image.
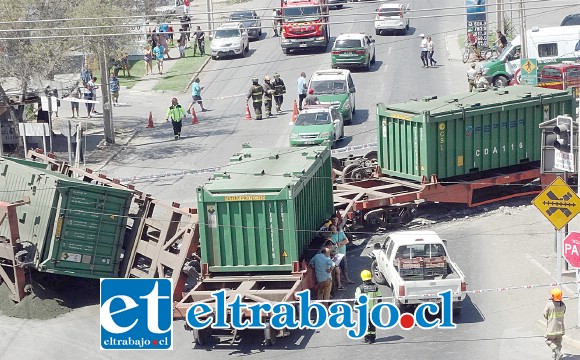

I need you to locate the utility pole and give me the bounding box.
[519,0,527,58]
[99,42,115,144]
[497,0,503,35]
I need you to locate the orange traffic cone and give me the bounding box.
[191,107,198,124]
[291,100,299,123]
[244,103,252,120]
[147,111,154,128]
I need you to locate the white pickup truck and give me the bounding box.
[370,230,466,314]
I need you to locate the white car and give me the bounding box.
[211,22,250,59]
[375,3,410,35]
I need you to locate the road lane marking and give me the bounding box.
[388,47,392,55]
[525,253,575,295]
[383,64,388,73]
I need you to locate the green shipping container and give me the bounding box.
[377,86,576,182]
[197,146,334,273]
[0,157,132,278]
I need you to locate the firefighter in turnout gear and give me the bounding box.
[263,75,276,117]
[166,97,186,140]
[247,76,264,120]
[544,288,566,360]
[272,72,286,113]
[355,270,382,344]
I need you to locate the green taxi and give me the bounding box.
[331,33,376,71]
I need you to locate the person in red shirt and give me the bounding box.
[468,30,478,49]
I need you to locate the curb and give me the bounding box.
[536,319,580,351]
[184,56,212,93]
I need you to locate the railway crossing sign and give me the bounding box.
[563,232,580,268]
[532,177,580,230]
[520,58,538,85]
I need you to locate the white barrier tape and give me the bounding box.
[331,142,377,156]
[119,166,222,182]
[205,93,246,101]
[179,279,580,305]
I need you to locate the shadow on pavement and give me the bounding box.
[351,109,369,126]
[191,328,316,352]
[454,295,485,324]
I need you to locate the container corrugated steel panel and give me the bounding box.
[377,86,576,181]
[0,158,132,278]
[197,146,334,273]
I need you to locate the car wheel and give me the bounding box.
[375,29,380,36]
[331,64,337,69]
[211,55,217,60]
[282,48,289,54]
[493,75,509,87]
[371,260,387,285]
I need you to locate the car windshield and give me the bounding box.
[335,39,362,48]
[283,6,320,21]
[214,29,240,39]
[378,10,400,17]
[295,112,331,126]
[310,80,346,94]
[230,12,253,20]
[561,15,580,26]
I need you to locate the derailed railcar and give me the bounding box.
[333,86,576,227]
[176,146,335,346]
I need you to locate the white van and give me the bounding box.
[482,25,580,87]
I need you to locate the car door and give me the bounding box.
[379,237,393,278]
[365,35,375,61]
[331,108,342,139]
[347,73,356,110]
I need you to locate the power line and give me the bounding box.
[0,2,576,40]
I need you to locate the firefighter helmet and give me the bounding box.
[550,288,563,301]
[360,270,372,281]
[252,76,259,84]
[274,72,280,78]
[264,75,271,82]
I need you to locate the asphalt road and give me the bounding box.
[2,0,580,359]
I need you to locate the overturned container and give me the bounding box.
[196,146,334,274]
[377,85,576,182]
[0,157,132,278]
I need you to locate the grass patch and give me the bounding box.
[154,44,211,92]
[117,60,146,89]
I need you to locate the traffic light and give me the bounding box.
[553,116,574,153]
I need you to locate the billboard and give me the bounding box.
[466,0,488,47]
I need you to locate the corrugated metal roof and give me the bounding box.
[384,85,571,116]
[203,146,328,193]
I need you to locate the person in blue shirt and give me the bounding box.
[153,44,165,75]
[330,224,355,285]
[109,73,120,105]
[158,22,169,39]
[80,64,92,86]
[296,72,307,110]
[187,77,207,113]
[309,247,335,306]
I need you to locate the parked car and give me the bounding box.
[370,231,467,314]
[228,10,262,40]
[289,104,344,147]
[307,69,356,124]
[331,33,376,71]
[210,22,250,59]
[328,0,347,9]
[561,13,580,26]
[375,3,410,35]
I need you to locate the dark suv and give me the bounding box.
[561,13,580,26]
[228,11,262,40]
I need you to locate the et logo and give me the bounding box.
[100,279,173,350]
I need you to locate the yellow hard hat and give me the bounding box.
[550,288,563,301]
[361,270,372,281]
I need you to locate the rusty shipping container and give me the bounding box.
[0,157,132,278]
[377,86,576,182]
[196,146,334,273]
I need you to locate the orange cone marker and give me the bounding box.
[147,111,154,128]
[291,100,299,123]
[191,107,198,124]
[244,103,252,120]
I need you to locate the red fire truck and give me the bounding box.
[537,62,580,97]
[280,0,329,54]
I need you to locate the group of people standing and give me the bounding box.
[143,13,206,76]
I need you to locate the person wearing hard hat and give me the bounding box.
[544,288,566,360]
[355,270,382,344]
[246,76,264,120]
[263,75,276,118]
[467,63,478,92]
[272,73,286,113]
